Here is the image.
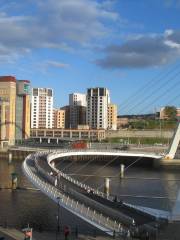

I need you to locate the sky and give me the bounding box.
[0,0,180,114]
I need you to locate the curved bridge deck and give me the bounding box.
[22,150,168,238]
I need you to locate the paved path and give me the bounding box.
[0,227,118,240]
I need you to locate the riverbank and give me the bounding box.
[0,149,35,161]
[158,159,180,169]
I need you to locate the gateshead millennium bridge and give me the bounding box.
[22,122,180,238]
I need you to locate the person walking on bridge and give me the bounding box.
[64,226,70,240]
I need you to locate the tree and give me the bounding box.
[164,106,177,120]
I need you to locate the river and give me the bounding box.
[0,157,180,232]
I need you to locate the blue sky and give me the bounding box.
[0,0,180,114]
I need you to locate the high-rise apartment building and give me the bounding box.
[87,87,110,129]
[0,76,16,145]
[108,104,117,130]
[61,106,70,129]
[69,93,87,129]
[31,88,53,128]
[69,93,86,107]
[69,105,87,128]
[53,109,65,129]
[16,80,31,140]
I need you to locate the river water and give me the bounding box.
[0,157,180,232]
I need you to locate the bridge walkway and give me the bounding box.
[23,155,129,236]
[35,155,160,228]
[34,156,134,227]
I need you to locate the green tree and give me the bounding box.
[164,106,177,120]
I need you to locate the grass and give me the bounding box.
[129,119,177,130]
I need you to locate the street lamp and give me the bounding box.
[56,196,61,240]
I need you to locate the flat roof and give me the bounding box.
[17,80,30,83]
[0,76,16,82]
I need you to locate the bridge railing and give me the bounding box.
[43,150,170,226]
[123,202,169,220]
[47,148,162,157]
[32,150,166,220]
[23,154,128,236]
[33,153,134,228]
[46,150,164,216]
[47,152,109,200]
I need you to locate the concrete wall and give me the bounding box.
[106,130,174,139]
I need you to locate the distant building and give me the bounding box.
[61,105,70,129]
[159,107,180,120]
[53,109,65,129]
[176,108,180,118]
[108,104,117,130]
[119,114,155,120]
[69,93,87,129]
[16,80,31,140]
[117,117,129,129]
[31,88,53,128]
[87,87,110,129]
[69,105,86,129]
[77,125,90,130]
[0,76,17,145]
[0,99,9,148]
[0,76,31,146]
[31,128,106,142]
[159,107,168,120]
[69,93,86,107]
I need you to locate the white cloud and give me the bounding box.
[164,0,180,8]
[96,30,180,69]
[164,29,174,36]
[0,0,119,62]
[45,60,70,69]
[164,40,180,48]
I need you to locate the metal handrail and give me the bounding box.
[23,154,128,236]
[45,150,161,202]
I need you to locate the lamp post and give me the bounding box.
[56,196,61,240]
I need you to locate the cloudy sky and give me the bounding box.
[0,0,180,114]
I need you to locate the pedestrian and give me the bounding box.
[145,231,149,240]
[64,225,70,240]
[127,229,131,238]
[114,195,117,202]
[132,219,136,226]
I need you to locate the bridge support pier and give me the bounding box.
[11,172,18,190]
[8,152,12,164]
[104,178,110,196]
[120,164,125,178]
